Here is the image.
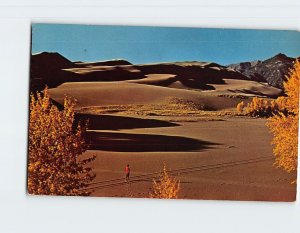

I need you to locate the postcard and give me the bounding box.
[28,24,299,201]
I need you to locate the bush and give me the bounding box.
[28,88,95,195]
[245,97,274,117]
[267,113,298,173]
[237,97,288,117]
[267,60,299,173]
[236,101,244,115]
[150,164,180,199]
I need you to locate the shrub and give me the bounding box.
[267,60,299,173]
[245,97,274,117]
[150,164,180,199]
[237,97,288,118]
[267,113,298,173]
[236,101,244,114]
[28,88,95,195]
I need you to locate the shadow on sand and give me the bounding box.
[76,114,179,131]
[228,88,281,98]
[86,131,219,152]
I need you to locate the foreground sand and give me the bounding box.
[48,76,295,201]
[83,116,296,201]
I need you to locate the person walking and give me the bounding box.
[125,164,130,182]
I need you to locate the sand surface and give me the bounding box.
[49,77,281,110]
[83,116,296,201]
[49,77,281,113]
[49,82,244,110]
[209,79,282,97]
[48,78,296,201]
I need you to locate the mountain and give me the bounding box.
[228,53,298,88]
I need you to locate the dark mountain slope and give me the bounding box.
[228,53,298,88]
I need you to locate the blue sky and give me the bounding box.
[31,24,300,65]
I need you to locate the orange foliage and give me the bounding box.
[245,97,273,117]
[267,60,299,173]
[283,60,300,115]
[28,88,95,195]
[267,113,298,172]
[150,164,180,199]
[238,96,288,117]
[236,101,244,115]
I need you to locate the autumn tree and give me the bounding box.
[236,101,244,115]
[150,164,180,199]
[267,60,299,173]
[243,97,272,117]
[28,88,95,196]
[238,96,288,118]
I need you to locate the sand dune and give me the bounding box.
[63,65,139,75]
[125,74,178,86]
[75,59,132,67]
[209,79,282,97]
[30,52,252,93]
[62,65,143,81]
[49,81,248,111]
[124,74,281,97]
[126,73,215,90]
[49,75,282,113]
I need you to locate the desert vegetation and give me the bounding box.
[236,97,288,117]
[77,97,208,117]
[28,88,95,195]
[150,164,180,199]
[267,60,299,174]
[237,60,299,175]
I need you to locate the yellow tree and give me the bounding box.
[28,88,95,196]
[150,164,180,199]
[267,60,299,173]
[236,101,244,115]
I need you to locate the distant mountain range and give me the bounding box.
[30,52,299,92]
[227,53,299,88]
